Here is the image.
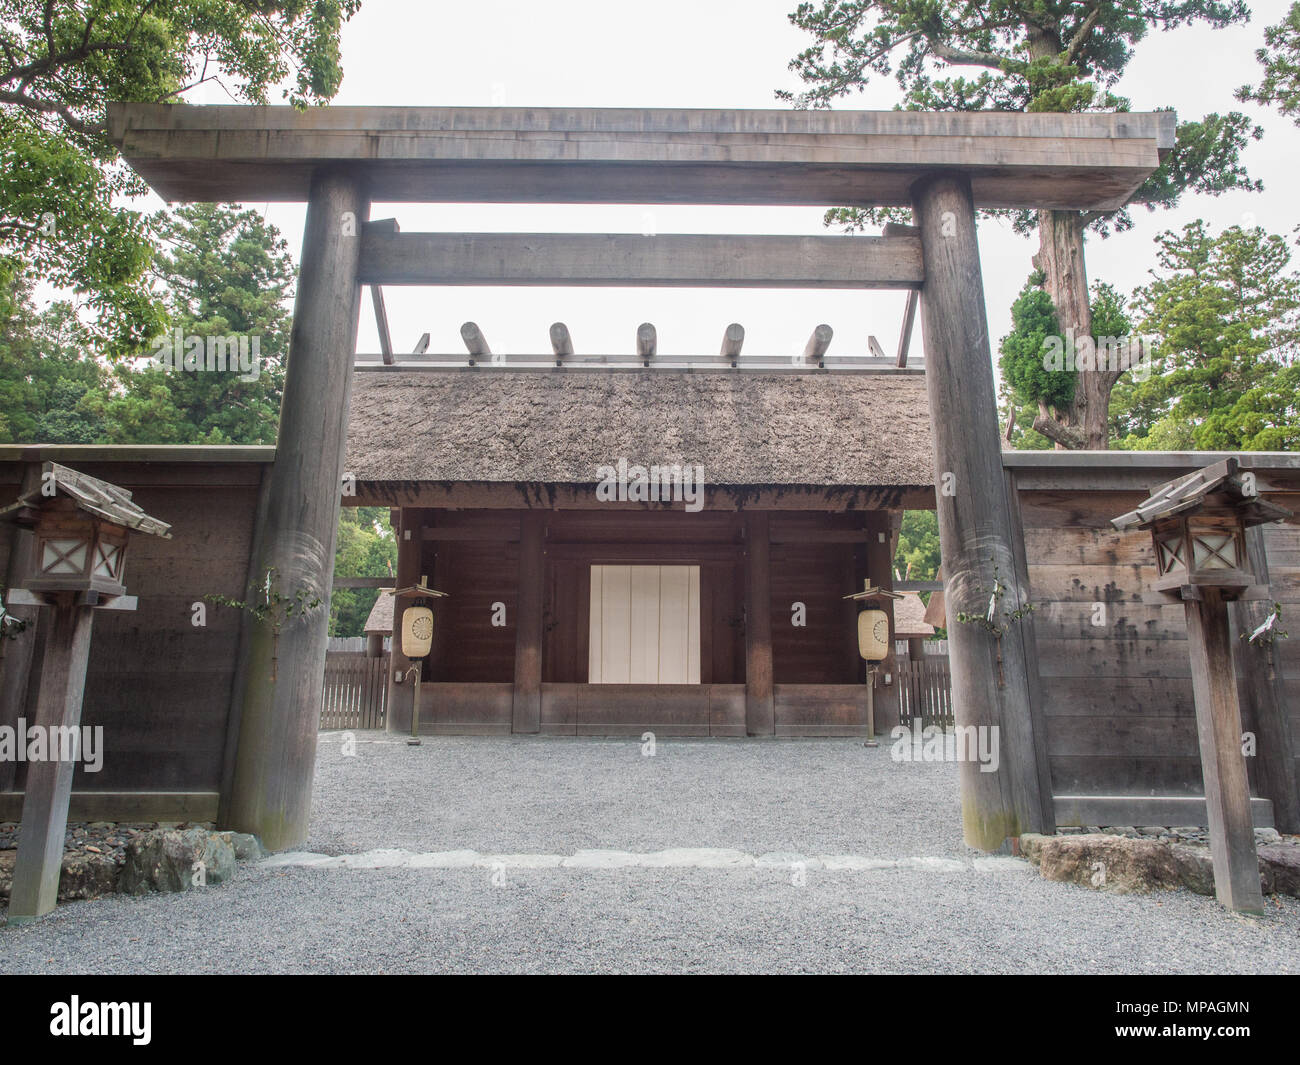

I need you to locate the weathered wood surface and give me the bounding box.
[0,464,41,792]
[1019,481,1300,828]
[913,172,1050,849]
[224,169,367,851]
[744,513,775,736]
[7,601,95,922]
[108,104,1173,210]
[512,513,544,733]
[802,324,833,365]
[1185,588,1266,913]
[1233,526,1299,833]
[459,321,491,360]
[1055,795,1275,829]
[358,232,925,289]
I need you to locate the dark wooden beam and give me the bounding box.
[0,463,41,793]
[513,512,544,733]
[744,513,774,736]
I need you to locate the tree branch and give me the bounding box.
[1065,4,1104,63]
[1031,413,1088,449]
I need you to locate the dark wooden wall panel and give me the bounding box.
[770,543,858,685]
[2,475,265,794]
[1021,484,1300,803]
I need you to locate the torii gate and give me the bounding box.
[109,104,1174,853]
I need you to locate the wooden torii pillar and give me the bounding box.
[911,175,1054,850]
[222,168,369,851]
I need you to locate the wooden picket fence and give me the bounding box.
[320,652,389,730]
[897,657,954,729]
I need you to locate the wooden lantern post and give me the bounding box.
[0,463,171,922]
[391,576,447,746]
[1112,458,1291,915]
[844,581,902,745]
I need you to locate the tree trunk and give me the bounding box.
[1030,208,1114,449]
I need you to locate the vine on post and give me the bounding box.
[205,568,322,682]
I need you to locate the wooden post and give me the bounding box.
[512,511,544,733]
[911,173,1049,850]
[744,512,774,736]
[6,599,94,922]
[1184,588,1265,914]
[1235,526,1299,833]
[224,167,368,852]
[864,515,900,731]
[385,508,423,735]
[0,463,41,793]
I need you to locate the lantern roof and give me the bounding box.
[1111,457,1292,532]
[0,462,172,538]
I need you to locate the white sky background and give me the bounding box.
[172,0,1299,366]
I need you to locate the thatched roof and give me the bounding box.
[363,589,394,634]
[892,591,935,638]
[346,371,932,487]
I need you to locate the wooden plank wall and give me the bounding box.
[0,462,265,794]
[1018,485,1300,800]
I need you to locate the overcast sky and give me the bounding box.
[178,0,1299,366]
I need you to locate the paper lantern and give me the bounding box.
[400,605,434,659]
[857,608,889,661]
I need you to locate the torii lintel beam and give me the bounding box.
[107,104,1173,211]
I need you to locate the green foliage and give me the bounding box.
[1111,221,1300,451]
[0,1,358,356]
[92,203,295,444]
[0,275,111,443]
[781,2,1260,236]
[998,276,1133,448]
[999,276,1073,410]
[0,202,295,446]
[893,509,939,581]
[330,507,396,638]
[1238,1,1300,124]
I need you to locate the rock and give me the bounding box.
[57,851,121,900]
[120,829,235,894]
[214,831,266,861]
[1170,844,1216,896]
[1037,834,1180,894]
[1137,826,1165,836]
[1259,845,1300,897]
[0,849,13,898]
[1017,833,1049,865]
[0,849,120,901]
[1254,827,1282,843]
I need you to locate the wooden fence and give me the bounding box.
[897,657,954,729]
[320,652,390,730]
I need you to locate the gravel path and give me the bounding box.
[2,732,1299,974]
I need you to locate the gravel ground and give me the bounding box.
[2,732,1298,974]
